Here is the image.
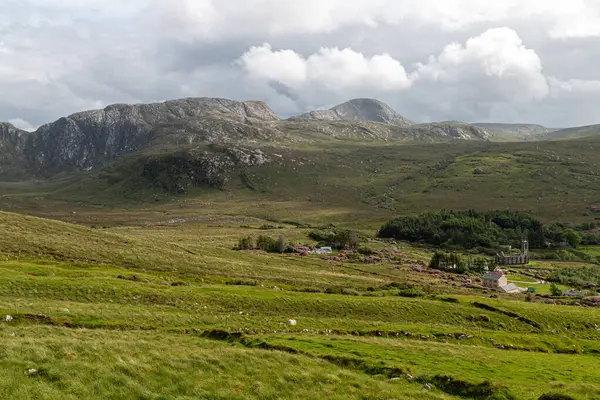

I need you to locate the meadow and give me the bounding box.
[1,211,600,399]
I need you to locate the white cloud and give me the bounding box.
[238,44,413,92]
[147,0,600,40]
[1,0,600,128]
[8,118,36,132]
[549,78,600,94]
[416,28,550,102]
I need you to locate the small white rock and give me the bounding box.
[5,315,13,322]
[25,369,38,376]
[288,319,297,326]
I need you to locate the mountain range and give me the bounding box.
[1,97,600,213]
[0,97,492,178]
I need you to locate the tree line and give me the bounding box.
[378,210,597,250]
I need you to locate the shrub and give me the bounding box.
[538,393,576,400]
[357,247,377,255]
[226,279,258,286]
[550,283,562,297]
[238,236,254,250]
[256,235,282,252]
[429,251,468,273]
[397,288,426,298]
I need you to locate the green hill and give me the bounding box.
[544,124,600,140]
[1,212,600,399]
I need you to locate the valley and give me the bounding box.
[2,97,600,399]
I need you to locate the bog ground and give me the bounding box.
[0,211,599,399]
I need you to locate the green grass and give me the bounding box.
[248,335,600,399]
[4,136,600,230]
[1,212,600,399]
[1,326,461,400]
[506,274,538,283]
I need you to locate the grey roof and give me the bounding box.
[500,284,519,292]
[483,272,504,281]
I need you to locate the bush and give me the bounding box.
[237,236,254,250]
[429,251,468,273]
[236,235,286,253]
[550,283,562,297]
[226,279,258,286]
[538,393,576,400]
[397,288,426,298]
[357,247,377,255]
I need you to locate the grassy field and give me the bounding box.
[0,211,599,399]
[2,136,600,231]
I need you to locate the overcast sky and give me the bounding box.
[2,0,600,130]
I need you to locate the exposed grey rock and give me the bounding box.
[23,98,279,173]
[473,123,557,141]
[2,97,492,183]
[291,98,414,127]
[411,123,490,140]
[0,123,28,151]
[0,123,29,177]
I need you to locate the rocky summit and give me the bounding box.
[290,98,414,127]
[21,98,278,172]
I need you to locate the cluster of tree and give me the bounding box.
[237,235,286,253]
[545,223,583,248]
[546,222,600,247]
[378,210,545,249]
[309,228,362,250]
[428,251,489,274]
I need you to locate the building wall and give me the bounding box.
[498,276,508,287]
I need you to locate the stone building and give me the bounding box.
[495,240,530,266]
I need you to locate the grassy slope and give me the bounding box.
[3,136,600,231]
[1,212,600,399]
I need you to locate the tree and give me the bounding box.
[238,236,254,250]
[550,283,562,297]
[256,235,279,252]
[565,230,582,249]
[429,251,467,273]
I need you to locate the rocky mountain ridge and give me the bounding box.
[1,97,494,179]
[291,98,414,127]
[23,98,278,172]
[472,123,557,141]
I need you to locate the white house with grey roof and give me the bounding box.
[482,270,525,294]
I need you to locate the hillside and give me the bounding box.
[472,123,556,141]
[1,212,600,399]
[291,98,414,126]
[543,124,600,140]
[0,134,589,232]
[0,123,29,178]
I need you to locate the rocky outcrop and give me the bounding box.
[1,97,494,181]
[472,123,556,141]
[135,145,271,194]
[0,123,29,177]
[23,98,279,173]
[410,123,490,140]
[0,122,28,153]
[291,98,413,127]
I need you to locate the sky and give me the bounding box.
[1,0,600,131]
